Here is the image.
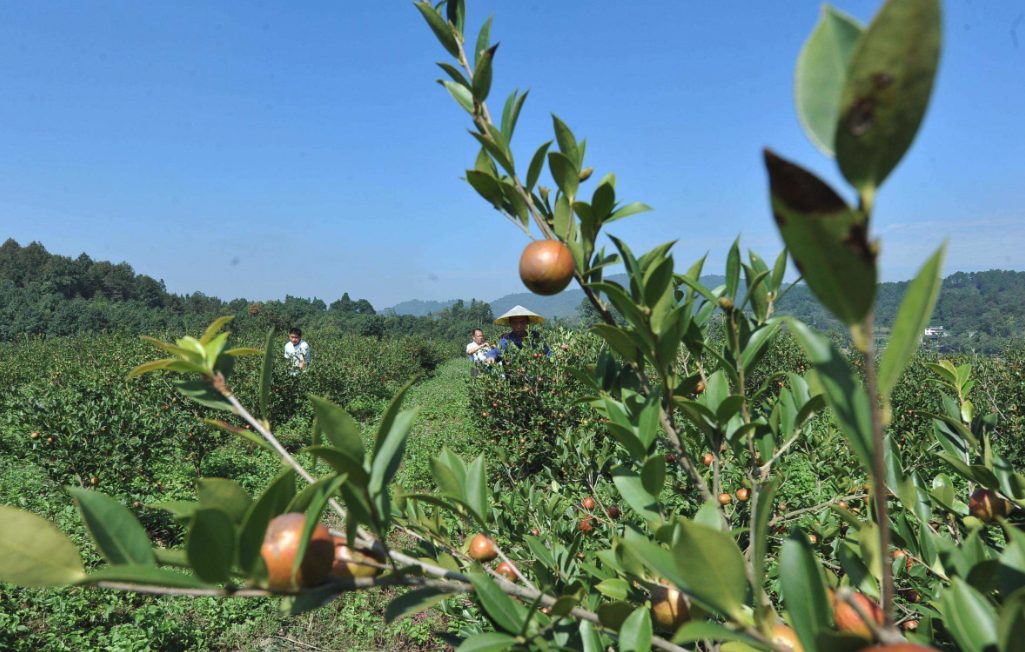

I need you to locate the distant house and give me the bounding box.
[923,326,947,338]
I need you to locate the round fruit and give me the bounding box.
[903,620,919,632]
[469,534,498,562]
[892,549,913,571]
[530,528,541,536]
[330,536,385,579]
[736,488,750,502]
[30,432,39,440]
[607,505,622,519]
[703,453,714,466]
[261,513,334,590]
[496,561,517,582]
[718,493,732,505]
[837,500,849,510]
[665,453,676,464]
[830,588,884,639]
[582,496,596,510]
[90,476,98,486]
[899,588,921,603]
[771,624,804,652]
[969,488,1012,524]
[578,516,594,533]
[650,584,691,632]
[807,534,818,544]
[694,381,706,395]
[519,240,574,295]
[46,437,54,443]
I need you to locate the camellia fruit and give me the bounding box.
[903,620,920,632]
[703,453,714,466]
[771,624,804,652]
[718,493,732,505]
[829,588,884,639]
[496,561,517,582]
[530,528,541,536]
[650,584,691,632]
[837,500,849,510]
[892,549,913,571]
[969,488,1012,524]
[736,488,750,502]
[330,536,385,579]
[261,513,334,590]
[607,505,622,519]
[519,240,574,296]
[469,534,498,562]
[582,496,596,510]
[578,516,594,533]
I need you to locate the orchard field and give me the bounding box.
[2,321,1024,650]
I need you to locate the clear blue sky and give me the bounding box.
[1,1,1022,308]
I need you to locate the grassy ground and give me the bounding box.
[0,358,474,652]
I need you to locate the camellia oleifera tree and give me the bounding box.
[2,1,1023,651]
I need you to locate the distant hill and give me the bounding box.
[386,298,458,317]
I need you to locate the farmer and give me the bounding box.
[486,305,551,365]
[284,327,311,373]
[466,328,493,375]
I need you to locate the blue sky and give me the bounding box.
[1,1,1022,308]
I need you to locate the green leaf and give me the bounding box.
[606,202,653,224]
[465,454,488,524]
[551,114,579,167]
[781,531,832,652]
[672,621,764,646]
[764,150,875,326]
[456,633,517,652]
[641,455,666,498]
[877,244,945,398]
[312,396,365,463]
[673,519,748,621]
[596,578,630,600]
[467,573,526,634]
[789,320,874,473]
[465,170,504,210]
[725,237,741,299]
[414,1,459,57]
[940,577,999,652]
[469,129,515,177]
[369,408,419,519]
[526,140,552,192]
[67,487,154,567]
[173,379,233,411]
[474,14,492,68]
[197,478,252,524]
[445,0,464,36]
[258,328,275,423]
[83,565,209,589]
[437,61,471,88]
[835,0,942,193]
[187,508,237,584]
[439,79,474,113]
[385,586,451,622]
[500,88,528,140]
[771,248,788,294]
[1000,589,1025,652]
[471,44,497,103]
[287,473,342,514]
[199,315,234,345]
[302,446,369,486]
[238,469,296,575]
[548,151,579,200]
[619,608,653,652]
[0,505,86,587]
[580,620,605,652]
[795,5,864,155]
[612,465,662,524]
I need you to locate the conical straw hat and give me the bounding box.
[494,305,546,327]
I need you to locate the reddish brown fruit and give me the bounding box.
[90,476,98,486]
[902,620,920,633]
[469,534,498,562]
[807,533,818,544]
[607,505,622,519]
[837,500,849,510]
[261,513,334,590]
[703,453,714,466]
[582,496,596,510]
[578,516,594,533]
[650,584,691,632]
[718,493,732,505]
[892,549,913,571]
[540,606,550,615]
[969,488,1012,524]
[665,453,676,464]
[694,381,706,395]
[530,528,541,537]
[330,536,385,579]
[519,240,575,295]
[771,624,805,652]
[46,437,54,443]
[30,432,39,440]
[496,561,517,582]
[736,488,750,502]
[829,588,885,639]
[899,588,921,603]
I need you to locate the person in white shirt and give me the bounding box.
[466,328,492,375]
[284,328,311,372]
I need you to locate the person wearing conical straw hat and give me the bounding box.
[485,305,551,365]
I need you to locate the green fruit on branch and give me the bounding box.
[261,513,334,590]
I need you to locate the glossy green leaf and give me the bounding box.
[619,607,653,652]
[551,114,580,167]
[789,320,874,473]
[186,508,236,584]
[612,466,662,524]
[83,565,208,589]
[467,573,526,634]
[197,478,252,524]
[445,0,464,36]
[173,379,233,411]
[0,505,86,587]
[414,1,459,57]
[67,487,154,567]
[940,577,998,652]
[673,519,748,620]
[580,620,605,652]
[606,202,653,224]
[1000,589,1025,652]
[465,454,488,524]
[437,61,471,88]
[764,150,875,326]
[525,140,552,192]
[725,237,741,299]
[795,5,864,155]
[500,88,528,140]
[302,446,369,486]
[641,455,666,498]
[369,407,419,519]
[878,244,945,398]
[835,0,942,193]
[548,151,579,200]
[471,44,497,103]
[385,586,451,622]
[440,79,474,113]
[781,531,832,652]
[456,633,517,652]
[312,396,365,464]
[596,578,630,600]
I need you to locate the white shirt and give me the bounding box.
[466,341,491,363]
[284,340,311,369]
